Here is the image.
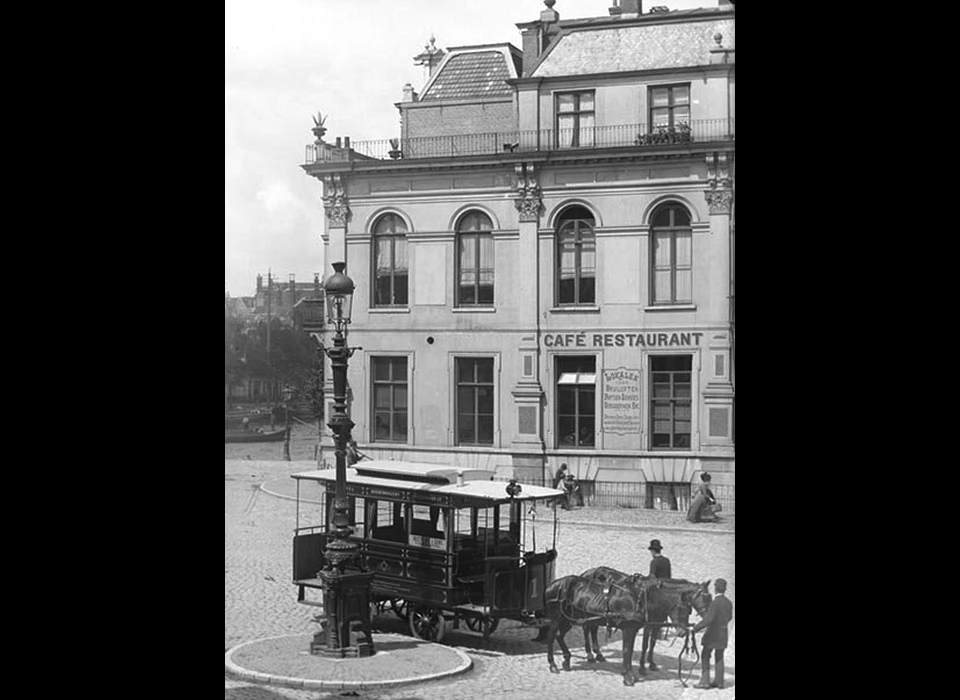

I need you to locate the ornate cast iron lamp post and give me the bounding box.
[311,262,375,657]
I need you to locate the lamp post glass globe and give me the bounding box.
[324,262,354,329]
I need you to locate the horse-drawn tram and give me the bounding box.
[292,460,566,641]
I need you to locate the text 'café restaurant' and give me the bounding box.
[307,0,735,512]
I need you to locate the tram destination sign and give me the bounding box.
[543,331,704,348]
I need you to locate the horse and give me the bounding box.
[577,566,640,663]
[541,574,649,685]
[637,578,712,675]
[578,567,711,673]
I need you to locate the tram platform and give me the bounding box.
[225,632,473,691]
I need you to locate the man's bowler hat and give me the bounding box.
[648,539,663,552]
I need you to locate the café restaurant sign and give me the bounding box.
[543,331,705,348]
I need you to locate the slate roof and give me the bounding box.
[532,17,735,77]
[420,50,513,102]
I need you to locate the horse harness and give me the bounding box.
[677,626,700,687]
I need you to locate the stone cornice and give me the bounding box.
[302,142,734,179]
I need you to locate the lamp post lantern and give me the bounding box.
[311,261,375,657]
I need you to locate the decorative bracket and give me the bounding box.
[704,153,733,215]
[322,174,350,227]
[513,163,542,223]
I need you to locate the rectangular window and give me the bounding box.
[458,232,494,306]
[556,91,595,148]
[645,482,692,512]
[374,236,409,306]
[556,356,596,448]
[649,84,690,129]
[372,357,408,443]
[650,355,692,449]
[456,358,495,445]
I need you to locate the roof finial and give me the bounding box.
[544,0,556,7]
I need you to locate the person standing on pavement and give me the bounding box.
[647,539,672,578]
[692,578,733,689]
[553,463,568,490]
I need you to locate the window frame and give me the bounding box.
[649,354,693,450]
[648,83,691,131]
[555,90,596,148]
[455,211,495,307]
[650,204,693,305]
[555,355,597,449]
[370,355,409,444]
[555,209,596,306]
[371,214,409,308]
[454,357,495,446]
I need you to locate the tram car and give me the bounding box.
[292,460,566,641]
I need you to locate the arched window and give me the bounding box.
[456,211,494,306]
[556,205,596,305]
[372,214,408,307]
[651,203,692,304]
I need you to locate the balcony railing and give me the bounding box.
[304,119,734,164]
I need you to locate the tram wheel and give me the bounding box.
[409,606,446,642]
[390,598,410,621]
[465,617,500,636]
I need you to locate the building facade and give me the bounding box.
[303,0,735,511]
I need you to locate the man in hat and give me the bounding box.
[687,472,721,523]
[647,539,671,579]
[692,578,733,689]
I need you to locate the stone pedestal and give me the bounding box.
[310,569,376,658]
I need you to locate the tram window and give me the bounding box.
[367,499,406,543]
[453,507,476,549]
[352,497,365,539]
[409,504,446,550]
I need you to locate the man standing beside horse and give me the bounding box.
[647,539,671,578]
[692,578,733,689]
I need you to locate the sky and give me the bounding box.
[224,0,714,297]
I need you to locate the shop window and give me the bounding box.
[372,357,408,442]
[556,356,595,447]
[456,358,494,445]
[650,355,692,449]
[651,204,692,304]
[556,91,595,148]
[372,214,408,307]
[556,206,596,305]
[645,482,691,512]
[456,211,494,306]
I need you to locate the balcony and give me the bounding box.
[304,119,734,165]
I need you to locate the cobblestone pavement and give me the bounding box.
[226,459,735,700]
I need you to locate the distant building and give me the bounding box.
[252,272,324,321]
[225,272,325,407]
[303,0,734,510]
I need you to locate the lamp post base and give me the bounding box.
[310,569,376,658]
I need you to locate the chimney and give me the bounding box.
[314,272,321,298]
[402,82,418,103]
[288,274,296,307]
[256,273,263,293]
[540,0,559,23]
[413,35,445,78]
[617,0,642,18]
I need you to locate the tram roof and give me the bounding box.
[292,460,565,502]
